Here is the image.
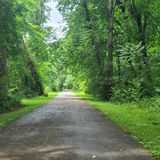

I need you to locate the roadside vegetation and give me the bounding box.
[76,92,160,159]
[0,92,58,128]
[0,0,61,114]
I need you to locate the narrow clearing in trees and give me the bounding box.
[0,92,155,160]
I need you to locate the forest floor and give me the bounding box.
[0,92,155,160]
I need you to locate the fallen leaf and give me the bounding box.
[92,155,96,158]
[120,148,124,152]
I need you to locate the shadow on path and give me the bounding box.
[0,92,155,160]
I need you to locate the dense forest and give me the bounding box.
[55,0,160,101]
[0,0,55,113]
[1,0,160,113]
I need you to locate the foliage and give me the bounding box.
[0,0,160,109]
[52,0,160,101]
[0,0,56,113]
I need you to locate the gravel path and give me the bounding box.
[0,92,154,160]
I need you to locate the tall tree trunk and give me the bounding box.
[83,0,109,99]
[129,2,154,96]
[116,54,121,86]
[130,1,148,65]
[107,0,116,98]
[27,58,44,95]
[21,38,45,96]
[0,45,8,107]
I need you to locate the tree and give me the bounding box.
[0,0,53,112]
[107,0,116,98]
[0,0,16,109]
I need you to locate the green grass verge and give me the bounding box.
[0,92,58,128]
[76,92,160,159]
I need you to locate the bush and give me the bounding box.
[0,96,21,114]
[111,79,141,102]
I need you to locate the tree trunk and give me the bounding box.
[129,1,154,96]
[27,58,44,95]
[116,54,121,86]
[107,0,116,98]
[21,38,45,96]
[130,1,149,66]
[0,45,8,106]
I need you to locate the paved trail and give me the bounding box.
[0,92,154,160]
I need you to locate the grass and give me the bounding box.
[76,92,160,159]
[0,92,58,128]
